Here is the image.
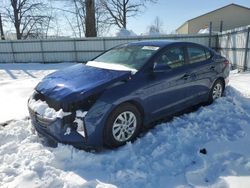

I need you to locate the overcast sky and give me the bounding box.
[125,0,250,35]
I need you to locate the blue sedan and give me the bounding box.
[28,41,230,149]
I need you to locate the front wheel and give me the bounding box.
[207,79,224,103]
[104,103,142,148]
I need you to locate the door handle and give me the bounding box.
[181,74,190,80]
[210,66,215,71]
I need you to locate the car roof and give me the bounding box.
[126,40,204,48]
[127,40,175,47]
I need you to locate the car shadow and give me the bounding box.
[22,69,37,78]
[4,69,18,79]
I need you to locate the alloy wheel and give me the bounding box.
[212,83,223,100]
[112,111,137,142]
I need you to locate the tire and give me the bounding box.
[104,103,142,148]
[207,79,224,104]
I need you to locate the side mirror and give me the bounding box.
[153,63,171,73]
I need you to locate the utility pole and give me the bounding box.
[0,13,5,40]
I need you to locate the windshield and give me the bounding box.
[87,45,160,73]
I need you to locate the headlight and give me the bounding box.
[74,110,88,138]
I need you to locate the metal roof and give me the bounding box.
[176,3,250,31]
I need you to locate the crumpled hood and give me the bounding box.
[36,64,131,102]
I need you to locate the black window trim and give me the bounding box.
[187,45,209,64]
[204,48,212,60]
[154,45,187,69]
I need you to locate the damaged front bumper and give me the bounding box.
[28,102,90,150]
[28,91,113,150]
[29,112,89,149]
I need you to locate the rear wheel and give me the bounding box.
[208,79,224,103]
[104,103,142,148]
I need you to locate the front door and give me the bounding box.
[143,46,193,120]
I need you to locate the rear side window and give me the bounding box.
[187,47,207,64]
[156,47,185,69]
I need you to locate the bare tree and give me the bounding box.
[85,0,97,37]
[48,2,84,37]
[5,0,49,39]
[33,14,54,39]
[85,0,111,36]
[71,0,83,37]
[69,0,109,37]
[148,16,163,35]
[95,0,110,36]
[44,15,53,38]
[100,0,156,29]
[55,0,109,37]
[68,0,86,37]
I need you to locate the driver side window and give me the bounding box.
[156,47,185,69]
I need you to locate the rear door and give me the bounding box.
[184,45,217,104]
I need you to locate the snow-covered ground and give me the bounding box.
[0,63,250,188]
[0,63,72,123]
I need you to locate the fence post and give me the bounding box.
[40,40,45,63]
[73,39,77,62]
[225,33,231,67]
[10,41,15,63]
[103,38,106,51]
[216,21,223,53]
[215,33,220,52]
[208,22,212,48]
[243,27,250,71]
[220,21,223,33]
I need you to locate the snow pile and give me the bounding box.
[28,99,71,119]
[74,110,88,137]
[0,63,250,187]
[75,110,88,118]
[147,27,162,36]
[0,120,116,187]
[1,85,250,187]
[115,28,137,37]
[198,28,209,34]
[148,30,161,36]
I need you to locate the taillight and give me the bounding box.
[224,60,230,65]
